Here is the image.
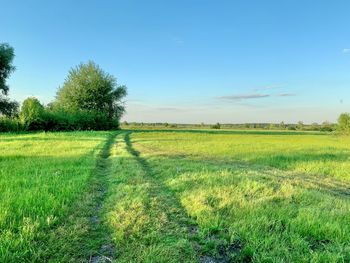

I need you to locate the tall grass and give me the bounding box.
[0,131,110,262]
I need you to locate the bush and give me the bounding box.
[20,97,45,130]
[211,123,221,129]
[0,117,22,132]
[43,110,119,131]
[1,110,119,133]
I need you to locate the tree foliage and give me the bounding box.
[0,43,18,116]
[20,97,45,125]
[54,61,127,119]
[338,113,350,132]
[0,97,19,117]
[0,43,15,95]
[211,122,221,129]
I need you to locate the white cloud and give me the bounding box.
[278,93,296,97]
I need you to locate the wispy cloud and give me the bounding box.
[343,48,350,53]
[156,107,190,112]
[217,93,270,101]
[278,93,296,97]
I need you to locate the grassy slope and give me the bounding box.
[104,130,349,262]
[0,131,114,262]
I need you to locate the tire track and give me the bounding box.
[88,133,117,263]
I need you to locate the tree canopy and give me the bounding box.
[0,43,18,116]
[0,43,15,95]
[54,61,127,119]
[338,113,350,132]
[20,97,45,124]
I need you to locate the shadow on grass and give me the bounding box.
[124,132,247,262]
[121,131,350,261]
[141,154,350,258]
[147,152,350,200]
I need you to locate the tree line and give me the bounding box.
[0,43,127,132]
[122,121,337,131]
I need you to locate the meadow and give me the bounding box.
[1,129,350,262]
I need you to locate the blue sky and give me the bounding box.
[2,0,350,123]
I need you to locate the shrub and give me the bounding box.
[20,97,45,130]
[43,110,119,131]
[211,123,221,129]
[0,117,22,132]
[337,113,350,133]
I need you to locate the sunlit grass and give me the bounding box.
[119,130,350,262]
[2,129,350,262]
[103,133,197,262]
[130,130,350,180]
[0,131,110,262]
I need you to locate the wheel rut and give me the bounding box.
[88,133,117,263]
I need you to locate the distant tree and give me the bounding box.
[337,113,350,132]
[321,121,334,132]
[297,121,304,130]
[211,122,221,129]
[0,43,18,116]
[54,61,127,120]
[311,122,319,131]
[20,97,45,125]
[269,123,276,130]
[279,121,286,129]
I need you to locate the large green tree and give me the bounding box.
[0,43,18,116]
[54,61,127,119]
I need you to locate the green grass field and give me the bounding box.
[1,130,350,262]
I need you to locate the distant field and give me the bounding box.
[1,130,350,262]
